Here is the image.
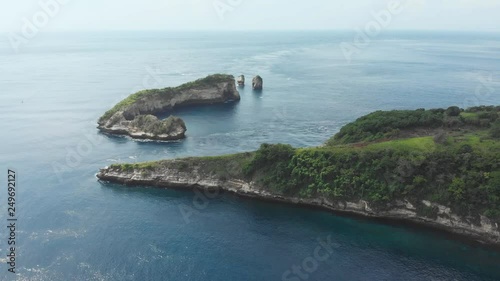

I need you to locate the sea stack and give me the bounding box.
[237,75,245,86]
[252,75,263,90]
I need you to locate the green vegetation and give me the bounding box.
[328,106,500,145]
[243,136,500,220]
[365,136,436,152]
[445,106,461,117]
[329,108,444,145]
[99,74,234,122]
[491,120,500,139]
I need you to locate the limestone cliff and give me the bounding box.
[98,74,240,140]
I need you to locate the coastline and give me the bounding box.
[97,166,500,248]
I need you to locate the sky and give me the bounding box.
[1,0,500,33]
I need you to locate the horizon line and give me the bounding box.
[2,29,500,34]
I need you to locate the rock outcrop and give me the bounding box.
[99,115,186,141]
[237,75,245,86]
[98,74,240,141]
[97,159,500,246]
[252,75,263,90]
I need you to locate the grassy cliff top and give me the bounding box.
[328,106,500,145]
[99,74,234,122]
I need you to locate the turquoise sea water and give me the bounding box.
[1,31,500,280]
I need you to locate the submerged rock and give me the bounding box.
[98,74,239,141]
[252,75,263,90]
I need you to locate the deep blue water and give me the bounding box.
[1,31,500,280]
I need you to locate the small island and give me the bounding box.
[97,74,240,141]
[97,105,500,245]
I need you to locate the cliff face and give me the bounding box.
[252,75,263,90]
[98,74,240,140]
[97,160,500,246]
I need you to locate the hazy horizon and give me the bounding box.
[2,0,500,33]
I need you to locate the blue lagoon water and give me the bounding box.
[1,31,500,280]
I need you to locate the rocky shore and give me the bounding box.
[97,159,500,246]
[98,74,240,141]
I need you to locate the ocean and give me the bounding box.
[1,31,500,280]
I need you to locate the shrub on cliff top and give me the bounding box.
[491,120,500,139]
[244,143,295,175]
[445,106,461,117]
